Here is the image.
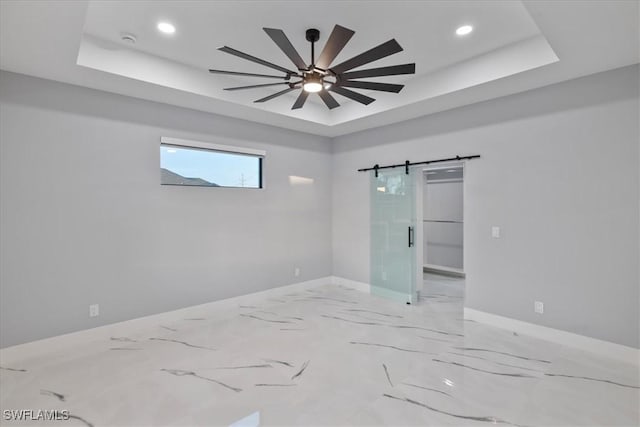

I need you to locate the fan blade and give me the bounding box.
[340,80,404,93]
[330,39,403,74]
[340,63,415,80]
[218,46,296,74]
[292,91,310,110]
[263,28,308,70]
[315,25,355,69]
[224,82,289,91]
[254,87,297,103]
[209,69,288,79]
[329,86,375,105]
[318,90,340,109]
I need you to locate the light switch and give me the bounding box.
[491,226,501,238]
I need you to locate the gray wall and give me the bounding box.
[424,180,464,269]
[332,65,639,348]
[2,65,638,350]
[0,71,333,348]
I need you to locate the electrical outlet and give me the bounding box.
[534,301,544,314]
[382,271,387,281]
[491,226,501,238]
[89,304,99,318]
[294,267,300,277]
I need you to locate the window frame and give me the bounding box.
[160,136,265,189]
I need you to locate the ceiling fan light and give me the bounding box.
[303,73,323,93]
[303,82,323,93]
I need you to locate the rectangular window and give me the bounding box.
[160,137,264,188]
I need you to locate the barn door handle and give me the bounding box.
[408,226,414,247]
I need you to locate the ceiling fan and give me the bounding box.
[209,25,416,110]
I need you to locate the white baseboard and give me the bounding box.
[0,276,332,363]
[332,277,419,303]
[330,276,370,293]
[464,308,640,365]
[423,264,465,278]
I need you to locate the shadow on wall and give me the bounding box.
[334,65,640,152]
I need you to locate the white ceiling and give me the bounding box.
[0,1,638,137]
[76,0,556,126]
[83,1,541,76]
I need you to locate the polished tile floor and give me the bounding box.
[1,274,638,426]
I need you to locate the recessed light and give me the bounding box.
[446,169,457,172]
[157,22,176,34]
[427,172,437,175]
[456,25,473,36]
[166,148,177,153]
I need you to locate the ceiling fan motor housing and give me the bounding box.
[305,28,320,43]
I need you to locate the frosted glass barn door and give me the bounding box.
[370,168,417,303]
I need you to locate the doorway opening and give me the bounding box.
[417,163,466,304]
[421,163,465,278]
[422,164,465,277]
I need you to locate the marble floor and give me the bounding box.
[1,274,638,426]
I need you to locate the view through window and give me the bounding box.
[160,144,262,188]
